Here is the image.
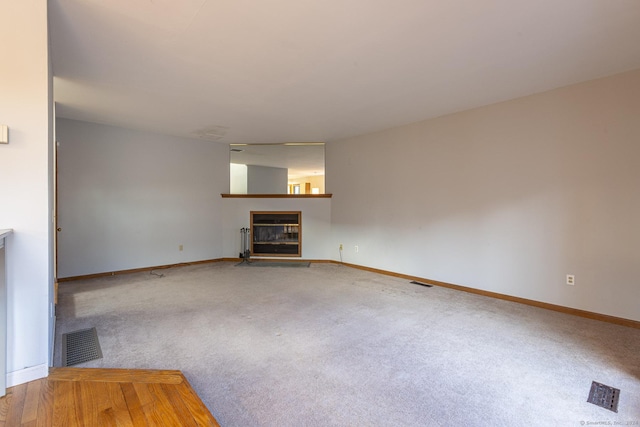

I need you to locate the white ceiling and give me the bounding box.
[50,0,640,145]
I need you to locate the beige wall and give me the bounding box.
[327,68,640,322]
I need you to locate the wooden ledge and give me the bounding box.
[221,194,332,198]
[48,367,185,384]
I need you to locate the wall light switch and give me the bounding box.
[0,125,8,144]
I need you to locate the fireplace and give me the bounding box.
[251,211,301,257]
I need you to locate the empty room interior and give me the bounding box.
[1,1,639,425]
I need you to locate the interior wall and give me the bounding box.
[230,163,248,194]
[221,198,332,260]
[0,1,52,384]
[56,119,228,278]
[247,165,288,194]
[327,69,640,322]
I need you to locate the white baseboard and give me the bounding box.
[50,315,56,366]
[7,363,48,388]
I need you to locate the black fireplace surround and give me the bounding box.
[251,211,301,257]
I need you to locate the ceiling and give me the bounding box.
[50,0,640,145]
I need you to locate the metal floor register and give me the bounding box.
[62,327,103,367]
[587,381,620,413]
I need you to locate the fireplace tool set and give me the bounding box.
[239,227,252,264]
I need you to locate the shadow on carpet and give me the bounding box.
[236,261,310,268]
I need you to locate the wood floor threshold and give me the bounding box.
[0,367,220,426]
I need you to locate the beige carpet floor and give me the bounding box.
[55,262,640,426]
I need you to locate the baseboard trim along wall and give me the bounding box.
[57,259,227,282]
[333,261,640,330]
[57,258,639,329]
[59,258,332,281]
[7,364,49,388]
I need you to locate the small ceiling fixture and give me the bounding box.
[192,125,229,140]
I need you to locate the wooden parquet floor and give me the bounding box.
[0,368,220,426]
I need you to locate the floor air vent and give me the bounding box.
[587,381,619,412]
[410,280,433,288]
[62,327,103,367]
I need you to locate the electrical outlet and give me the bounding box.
[566,274,575,286]
[179,244,183,251]
[355,245,359,253]
[339,243,343,251]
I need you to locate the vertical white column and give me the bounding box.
[0,231,8,396]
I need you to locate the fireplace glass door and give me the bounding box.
[251,211,301,257]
